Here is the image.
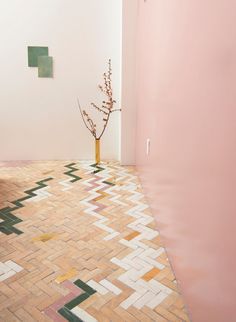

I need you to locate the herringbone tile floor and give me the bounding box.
[0,161,189,322]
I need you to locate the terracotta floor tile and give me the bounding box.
[0,161,189,321]
[142,267,161,281]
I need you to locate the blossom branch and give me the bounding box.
[78,59,121,140]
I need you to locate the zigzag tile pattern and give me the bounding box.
[44,278,97,321]
[59,163,82,191]
[0,178,53,235]
[0,161,189,321]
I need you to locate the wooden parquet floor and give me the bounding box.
[0,161,189,322]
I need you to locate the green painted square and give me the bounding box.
[38,56,53,78]
[28,46,48,67]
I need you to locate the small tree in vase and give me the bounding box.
[77,59,121,164]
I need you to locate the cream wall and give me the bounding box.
[0,0,121,160]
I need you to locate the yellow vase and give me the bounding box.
[95,139,100,164]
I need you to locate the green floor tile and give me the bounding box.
[103,180,115,186]
[64,163,81,182]
[65,293,90,310]
[73,279,96,295]
[58,307,83,322]
[0,226,12,235]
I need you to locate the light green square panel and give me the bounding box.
[38,56,53,78]
[28,46,48,67]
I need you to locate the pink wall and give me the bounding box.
[121,0,138,165]
[135,1,236,321]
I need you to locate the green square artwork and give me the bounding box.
[38,56,53,78]
[28,46,48,67]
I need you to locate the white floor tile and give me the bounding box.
[99,279,122,295]
[120,292,143,309]
[5,260,23,272]
[133,290,156,309]
[72,307,98,322]
[146,291,168,309]
[87,280,109,295]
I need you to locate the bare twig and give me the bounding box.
[91,102,109,115]
[77,98,96,138]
